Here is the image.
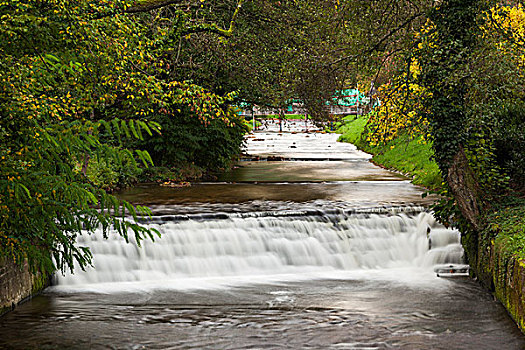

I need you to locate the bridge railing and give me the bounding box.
[238,104,362,117]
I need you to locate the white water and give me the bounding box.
[56,210,464,291]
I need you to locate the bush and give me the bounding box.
[493,103,525,191]
[85,151,143,191]
[139,107,247,171]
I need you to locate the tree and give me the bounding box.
[330,0,524,237]
[169,0,352,118]
[0,0,246,273]
[417,0,525,232]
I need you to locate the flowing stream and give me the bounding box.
[1,120,523,349]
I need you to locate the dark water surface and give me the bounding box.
[118,181,436,209]
[1,278,524,349]
[218,161,406,182]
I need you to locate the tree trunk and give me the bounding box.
[447,146,482,231]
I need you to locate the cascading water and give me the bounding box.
[57,209,464,287]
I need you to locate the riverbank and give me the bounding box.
[336,115,442,190]
[337,114,525,333]
[466,197,525,331]
[85,161,225,193]
[0,259,49,317]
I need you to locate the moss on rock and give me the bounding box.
[0,258,50,317]
[466,199,525,332]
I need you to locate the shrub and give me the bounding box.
[493,103,525,192]
[139,107,247,171]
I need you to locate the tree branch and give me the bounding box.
[182,0,244,37]
[328,12,424,67]
[126,0,185,14]
[92,0,245,38]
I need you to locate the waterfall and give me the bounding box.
[56,209,463,287]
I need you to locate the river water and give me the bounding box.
[1,119,524,349]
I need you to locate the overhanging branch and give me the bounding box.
[130,0,244,37]
[328,12,424,67]
[126,0,183,13]
[92,0,244,38]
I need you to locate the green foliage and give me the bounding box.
[430,185,472,232]
[86,159,119,191]
[138,106,247,170]
[0,118,159,274]
[493,103,525,191]
[463,127,509,194]
[85,150,143,191]
[0,0,248,274]
[418,0,486,172]
[485,196,525,261]
[414,2,523,191]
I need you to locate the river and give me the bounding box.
[1,119,523,349]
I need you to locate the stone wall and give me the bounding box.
[0,258,49,316]
[493,254,525,331]
[465,231,525,333]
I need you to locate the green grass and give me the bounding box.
[244,119,261,132]
[371,136,442,189]
[336,116,369,145]
[336,115,442,189]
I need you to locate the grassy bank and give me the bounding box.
[336,115,442,189]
